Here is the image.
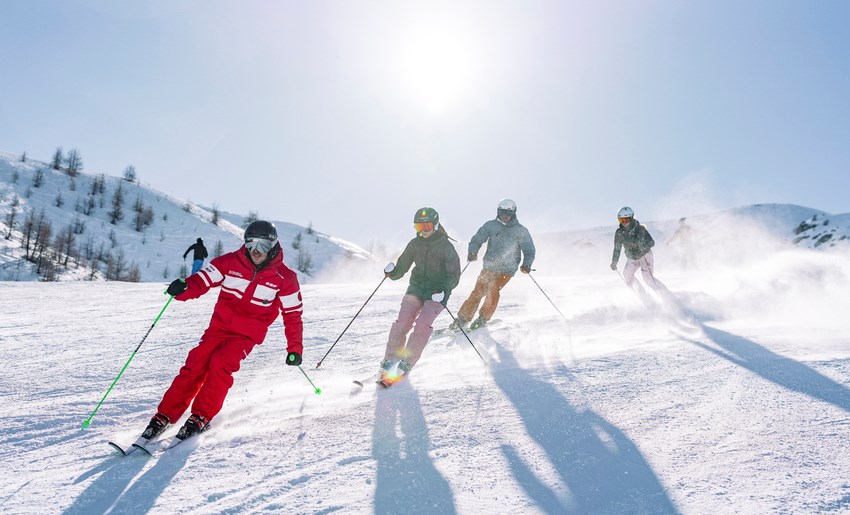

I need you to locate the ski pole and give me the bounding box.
[527,271,574,358]
[440,300,486,363]
[82,293,175,429]
[527,272,570,323]
[316,264,393,368]
[297,365,322,395]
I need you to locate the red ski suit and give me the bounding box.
[157,246,303,423]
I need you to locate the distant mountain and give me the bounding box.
[791,212,850,249]
[0,150,372,282]
[532,203,841,275]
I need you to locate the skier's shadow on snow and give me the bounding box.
[489,341,677,514]
[371,380,456,515]
[65,445,190,514]
[692,326,850,413]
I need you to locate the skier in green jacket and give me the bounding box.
[380,207,461,385]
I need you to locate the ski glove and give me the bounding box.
[520,265,531,274]
[384,262,395,278]
[167,278,187,296]
[610,262,618,271]
[286,352,302,367]
[467,252,477,262]
[431,291,445,303]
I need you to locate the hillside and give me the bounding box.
[0,151,372,282]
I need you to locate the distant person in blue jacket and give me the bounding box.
[184,238,209,275]
[450,199,536,331]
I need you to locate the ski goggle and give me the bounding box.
[618,217,632,224]
[245,237,275,253]
[414,222,434,233]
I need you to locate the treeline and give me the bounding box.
[16,207,141,281]
[5,148,153,282]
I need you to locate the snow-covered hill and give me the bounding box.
[0,150,372,282]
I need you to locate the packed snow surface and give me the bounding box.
[2,242,850,514]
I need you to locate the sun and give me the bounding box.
[396,25,478,116]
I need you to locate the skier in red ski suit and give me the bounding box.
[142,220,304,441]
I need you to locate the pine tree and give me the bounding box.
[51,148,64,170]
[64,149,83,177]
[109,183,125,224]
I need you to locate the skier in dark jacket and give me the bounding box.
[380,207,461,385]
[610,206,671,299]
[183,238,209,275]
[451,199,535,331]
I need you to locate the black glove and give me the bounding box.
[520,265,531,274]
[167,278,187,296]
[467,252,477,262]
[610,262,618,271]
[286,352,302,366]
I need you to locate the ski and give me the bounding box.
[434,318,500,338]
[131,435,169,456]
[133,425,210,456]
[353,373,380,388]
[376,374,407,389]
[108,435,149,456]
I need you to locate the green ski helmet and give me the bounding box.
[413,207,440,234]
[414,207,439,224]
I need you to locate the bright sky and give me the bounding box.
[2,1,849,249]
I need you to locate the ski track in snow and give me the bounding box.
[2,256,850,514]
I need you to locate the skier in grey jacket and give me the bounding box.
[451,199,536,331]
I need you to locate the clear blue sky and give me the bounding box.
[2,1,848,249]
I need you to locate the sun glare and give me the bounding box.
[397,27,477,116]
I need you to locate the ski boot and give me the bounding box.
[176,414,209,440]
[448,316,468,332]
[397,359,412,376]
[469,316,488,331]
[141,412,170,440]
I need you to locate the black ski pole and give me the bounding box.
[82,292,176,429]
[315,264,393,368]
[527,272,570,323]
[435,292,485,363]
[527,271,574,357]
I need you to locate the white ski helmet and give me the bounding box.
[617,206,634,219]
[497,198,517,222]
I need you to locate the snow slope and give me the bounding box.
[1,239,849,513]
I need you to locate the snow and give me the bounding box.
[2,237,850,513]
